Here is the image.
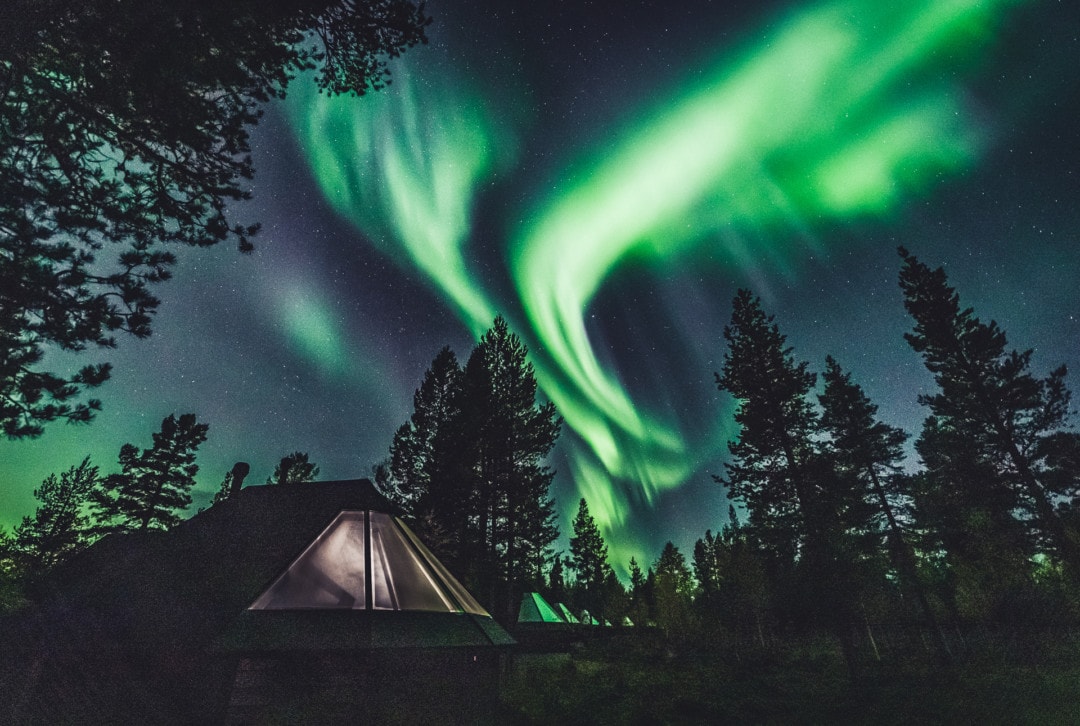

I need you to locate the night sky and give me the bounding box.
[2,0,1078,572]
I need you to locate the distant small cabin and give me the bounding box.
[5,479,512,724]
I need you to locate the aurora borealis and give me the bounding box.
[2,0,1078,571]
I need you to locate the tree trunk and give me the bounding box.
[866,466,953,664]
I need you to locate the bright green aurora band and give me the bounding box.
[290,0,1026,568]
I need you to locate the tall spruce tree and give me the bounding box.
[819,356,951,660]
[912,417,1032,622]
[716,290,866,675]
[547,553,568,606]
[819,356,908,547]
[570,498,612,617]
[719,508,772,650]
[91,413,208,532]
[693,529,725,600]
[652,542,695,635]
[376,346,463,529]
[714,289,821,560]
[451,316,561,621]
[899,247,1080,580]
[626,556,649,626]
[14,457,99,573]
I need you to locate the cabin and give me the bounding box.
[4,479,512,724]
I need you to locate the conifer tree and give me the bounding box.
[628,557,646,596]
[0,527,26,612]
[819,356,908,542]
[91,413,208,532]
[652,542,695,635]
[714,289,821,561]
[819,356,951,660]
[719,508,772,650]
[451,316,561,620]
[547,553,568,606]
[716,290,865,674]
[626,556,649,625]
[267,451,320,485]
[211,461,250,506]
[570,498,613,617]
[376,346,463,524]
[14,457,99,573]
[693,529,725,600]
[899,247,1080,580]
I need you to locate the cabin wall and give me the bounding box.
[225,648,507,725]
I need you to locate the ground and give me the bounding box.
[499,630,1080,725]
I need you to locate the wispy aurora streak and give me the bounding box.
[289,0,1025,562]
[289,50,516,333]
[278,284,350,377]
[512,0,1016,538]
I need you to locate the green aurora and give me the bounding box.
[287,0,1028,567]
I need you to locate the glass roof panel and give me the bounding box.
[250,511,367,610]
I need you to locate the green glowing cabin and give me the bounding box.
[556,602,580,624]
[516,591,565,624]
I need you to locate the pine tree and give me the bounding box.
[714,289,821,561]
[267,451,320,485]
[14,457,99,573]
[211,461,251,506]
[653,542,695,635]
[451,316,562,620]
[570,498,612,617]
[693,529,725,600]
[376,346,463,525]
[91,413,209,532]
[716,290,866,675]
[819,356,907,541]
[627,557,649,626]
[0,527,26,612]
[719,508,772,651]
[1,1,428,438]
[819,356,951,660]
[899,247,1080,580]
[913,414,1033,622]
[546,553,568,606]
[628,557,646,596]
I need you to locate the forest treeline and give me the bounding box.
[4,247,1080,679]
[535,247,1080,677]
[378,245,1080,677]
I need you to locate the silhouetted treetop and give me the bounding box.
[570,498,612,616]
[14,457,99,574]
[0,0,428,437]
[899,246,1080,580]
[268,451,321,485]
[91,413,209,532]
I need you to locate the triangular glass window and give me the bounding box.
[250,510,489,615]
[250,511,367,609]
[556,603,579,624]
[517,592,564,623]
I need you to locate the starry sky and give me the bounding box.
[2,0,1078,572]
